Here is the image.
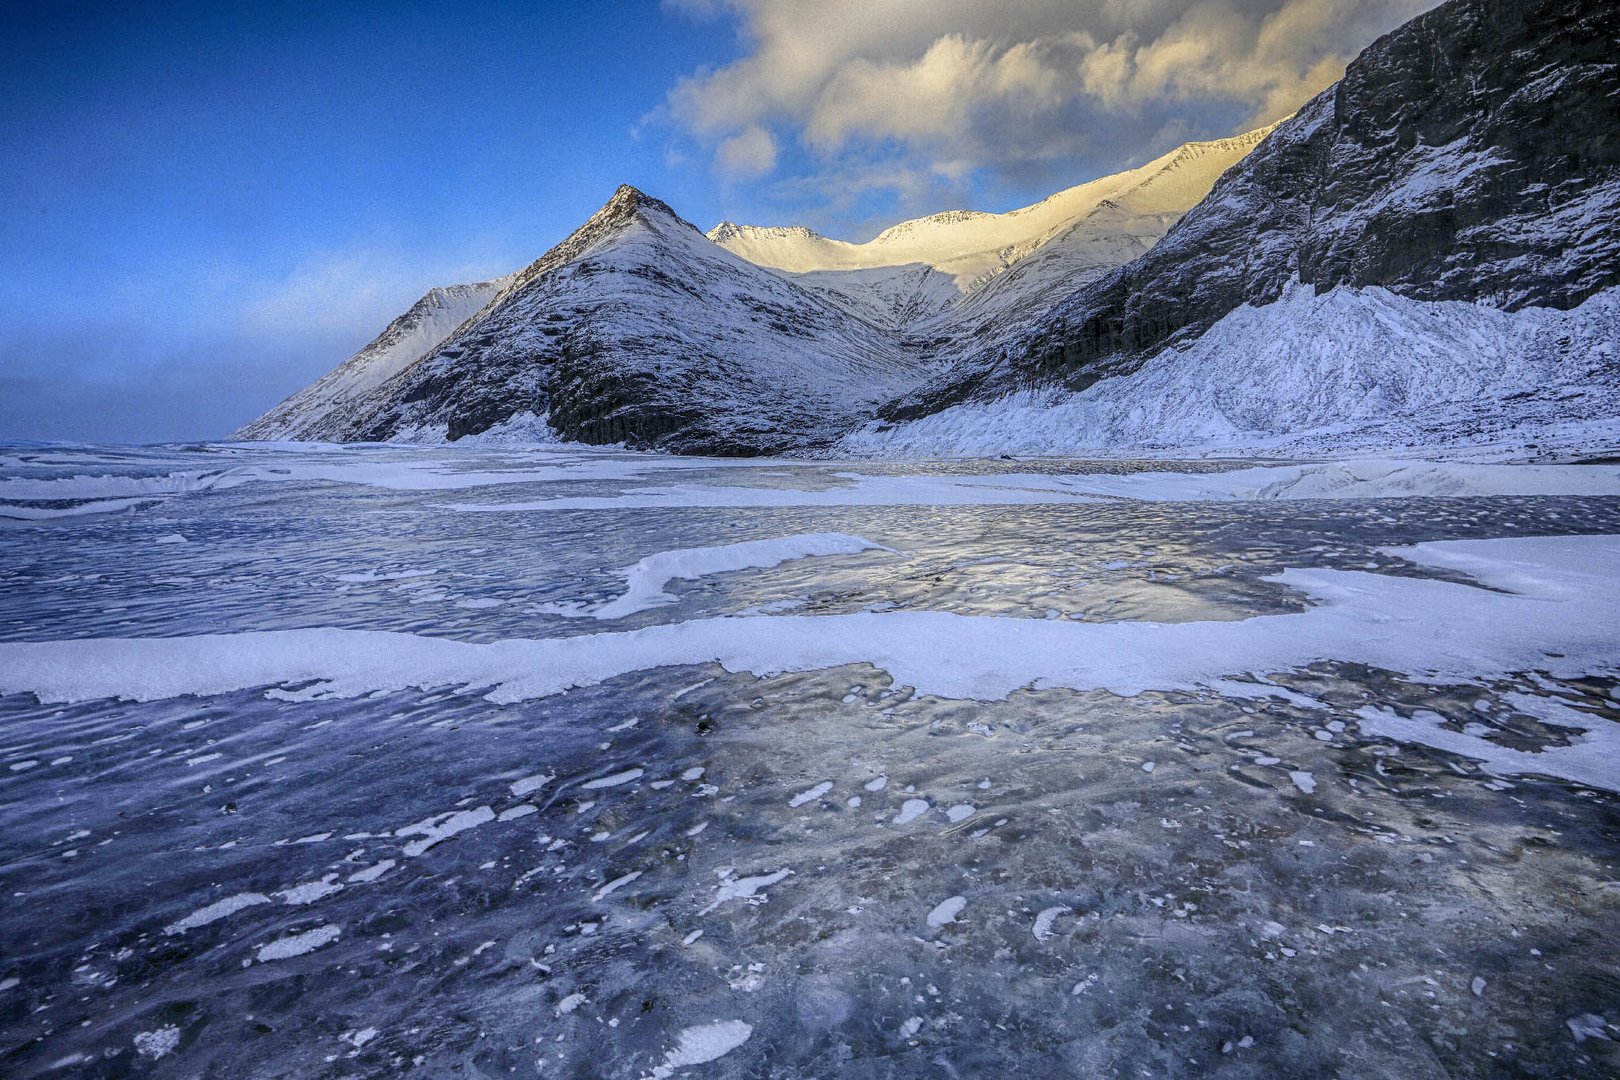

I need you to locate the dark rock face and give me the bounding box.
[886,0,1620,419]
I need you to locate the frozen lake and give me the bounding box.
[1,443,1618,1077]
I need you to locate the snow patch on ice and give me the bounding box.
[1033,906,1071,941]
[255,924,340,962]
[510,772,554,797]
[398,806,495,857]
[278,875,343,905]
[699,869,792,916]
[581,768,643,790]
[927,896,967,928]
[165,892,270,935]
[347,860,395,884]
[649,1019,752,1077]
[593,871,642,902]
[134,1027,181,1060]
[894,799,930,825]
[789,782,833,808]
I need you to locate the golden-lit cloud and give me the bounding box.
[661,0,1427,198]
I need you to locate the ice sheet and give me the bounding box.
[2,536,1617,791]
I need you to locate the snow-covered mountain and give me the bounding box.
[708,126,1275,336]
[709,127,1275,293]
[238,187,927,453]
[237,0,1617,458]
[236,127,1271,450]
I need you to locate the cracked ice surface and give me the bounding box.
[1,443,1618,1077]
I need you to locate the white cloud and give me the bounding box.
[715,124,778,177]
[661,0,1428,208]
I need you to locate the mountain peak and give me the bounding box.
[606,183,650,209]
[590,184,696,233]
[708,220,745,244]
[869,209,991,245]
[707,221,828,245]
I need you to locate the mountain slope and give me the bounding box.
[234,279,511,441]
[845,283,1620,457]
[878,0,1620,426]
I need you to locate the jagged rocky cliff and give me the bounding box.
[880,0,1620,422]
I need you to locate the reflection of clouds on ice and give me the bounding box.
[584,534,894,620]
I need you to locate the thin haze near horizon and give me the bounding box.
[1,0,1427,443]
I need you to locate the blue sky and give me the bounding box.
[0,0,1423,442]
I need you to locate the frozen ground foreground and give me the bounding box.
[1,442,1618,1078]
